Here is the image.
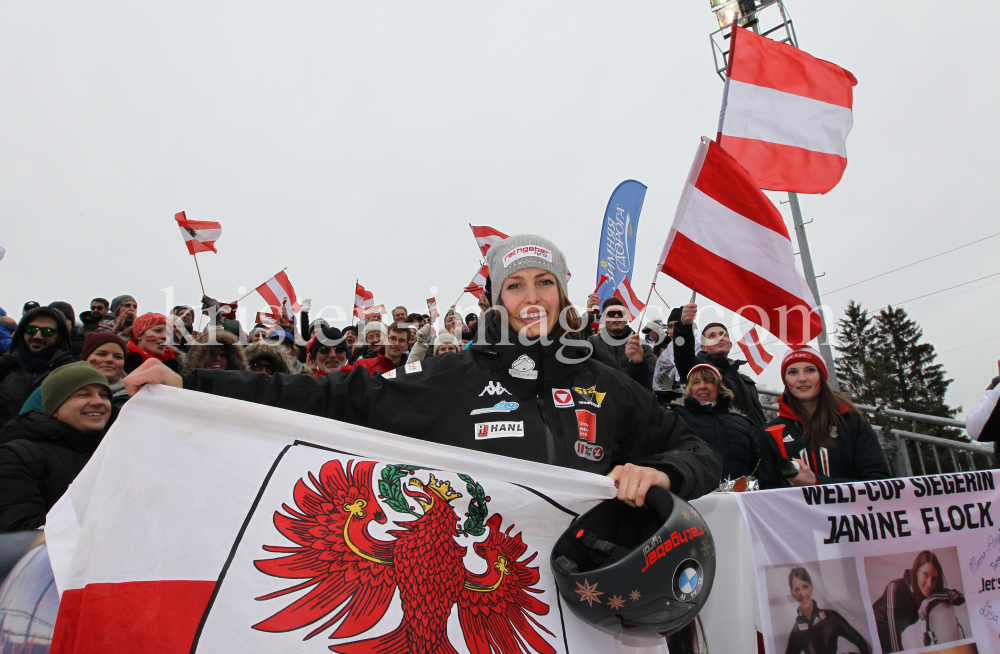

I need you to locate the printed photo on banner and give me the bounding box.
[763,557,873,654]
[865,547,971,653]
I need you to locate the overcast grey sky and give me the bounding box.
[2,2,996,415]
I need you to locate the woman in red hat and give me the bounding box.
[124,314,183,375]
[759,346,890,488]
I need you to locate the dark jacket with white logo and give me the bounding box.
[182,313,722,500]
[785,600,871,654]
[758,395,891,488]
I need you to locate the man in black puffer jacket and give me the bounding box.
[0,362,111,531]
[0,307,76,428]
[673,302,766,426]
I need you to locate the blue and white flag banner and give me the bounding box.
[595,180,646,306]
[737,475,1000,654]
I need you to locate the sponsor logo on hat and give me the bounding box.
[673,559,704,601]
[572,386,606,408]
[574,441,603,461]
[502,245,553,268]
[470,401,520,416]
[479,381,511,396]
[552,388,574,408]
[474,421,525,440]
[509,354,538,380]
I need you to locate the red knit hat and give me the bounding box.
[780,346,828,381]
[81,332,127,361]
[132,313,167,339]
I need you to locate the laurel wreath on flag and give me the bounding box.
[377,465,490,536]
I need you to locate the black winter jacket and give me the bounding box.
[586,325,658,388]
[673,322,766,426]
[0,413,104,531]
[183,313,722,500]
[0,308,76,428]
[785,600,871,654]
[758,395,891,488]
[671,395,763,484]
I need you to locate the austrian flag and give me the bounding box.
[470,225,509,257]
[718,25,857,194]
[175,211,222,254]
[612,277,645,322]
[256,271,301,318]
[465,264,489,298]
[736,327,773,376]
[354,282,374,320]
[658,138,822,348]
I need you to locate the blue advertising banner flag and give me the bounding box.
[595,180,647,306]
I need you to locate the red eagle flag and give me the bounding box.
[717,25,857,194]
[470,225,508,257]
[256,271,301,318]
[658,138,822,347]
[736,327,774,375]
[612,277,645,322]
[354,282,374,320]
[175,211,222,254]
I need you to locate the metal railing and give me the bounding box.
[757,389,993,478]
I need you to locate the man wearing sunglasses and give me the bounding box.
[586,297,657,388]
[307,326,349,376]
[0,306,75,427]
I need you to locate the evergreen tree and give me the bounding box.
[834,301,880,405]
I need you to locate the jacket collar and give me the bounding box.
[681,394,732,413]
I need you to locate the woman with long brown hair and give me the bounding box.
[758,346,889,488]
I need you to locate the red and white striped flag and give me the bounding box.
[354,282,374,320]
[612,277,645,322]
[426,297,439,321]
[175,211,222,255]
[256,271,301,318]
[470,225,508,257]
[736,327,774,375]
[658,138,823,348]
[717,25,857,194]
[465,263,489,298]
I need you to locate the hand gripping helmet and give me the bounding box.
[550,487,715,638]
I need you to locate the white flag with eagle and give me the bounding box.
[44,387,755,654]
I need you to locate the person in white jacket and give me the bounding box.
[966,359,1000,466]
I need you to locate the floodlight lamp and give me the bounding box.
[710,0,744,28]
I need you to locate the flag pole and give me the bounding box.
[192,253,207,297]
[652,285,671,309]
[635,270,659,327]
[234,267,288,303]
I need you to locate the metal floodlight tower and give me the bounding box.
[705,0,842,390]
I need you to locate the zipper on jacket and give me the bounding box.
[536,395,556,465]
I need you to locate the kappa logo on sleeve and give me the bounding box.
[552,389,574,408]
[475,421,525,440]
[502,245,553,268]
[509,355,538,380]
[572,386,606,408]
[479,381,511,396]
[381,369,397,379]
[404,362,422,374]
[574,441,603,461]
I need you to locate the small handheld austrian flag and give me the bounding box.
[465,264,489,298]
[175,211,222,255]
[612,277,645,322]
[736,327,773,375]
[470,225,509,257]
[354,282,374,320]
[256,271,301,318]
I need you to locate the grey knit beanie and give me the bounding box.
[111,295,136,317]
[484,235,569,304]
[433,332,460,355]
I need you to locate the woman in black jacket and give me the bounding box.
[124,235,722,503]
[785,567,871,654]
[671,363,763,485]
[0,362,111,531]
[759,347,890,488]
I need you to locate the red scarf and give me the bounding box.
[128,339,175,362]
